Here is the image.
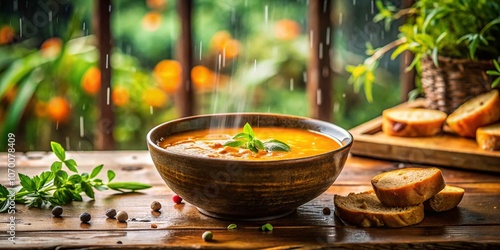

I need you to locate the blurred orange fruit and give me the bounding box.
[223,39,240,59]
[210,31,232,52]
[146,0,167,10]
[142,11,162,31]
[0,25,14,45]
[112,86,130,107]
[47,97,71,122]
[275,19,301,40]
[143,87,168,107]
[153,60,182,94]
[191,65,213,90]
[81,66,101,95]
[40,37,62,58]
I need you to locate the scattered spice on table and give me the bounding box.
[202,231,213,241]
[117,211,129,222]
[172,194,183,204]
[322,207,331,215]
[51,206,63,217]
[80,212,91,223]
[106,208,117,219]
[151,201,162,211]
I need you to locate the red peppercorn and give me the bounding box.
[172,194,183,204]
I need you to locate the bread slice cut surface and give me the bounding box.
[334,191,424,228]
[424,185,465,212]
[371,167,446,207]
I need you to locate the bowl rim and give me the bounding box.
[146,112,353,163]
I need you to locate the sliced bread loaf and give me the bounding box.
[334,191,424,227]
[446,89,500,138]
[424,185,465,212]
[476,123,500,151]
[371,167,446,207]
[382,108,447,137]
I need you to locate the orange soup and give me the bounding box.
[159,127,341,160]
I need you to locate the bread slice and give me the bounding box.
[476,123,500,151]
[446,90,500,138]
[424,185,465,212]
[371,167,446,207]
[334,191,424,227]
[382,108,447,137]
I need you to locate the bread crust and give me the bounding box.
[382,108,447,137]
[424,185,464,212]
[334,191,424,228]
[476,123,500,151]
[371,167,446,207]
[446,90,500,138]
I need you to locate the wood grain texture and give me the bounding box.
[0,151,499,249]
[350,99,500,172]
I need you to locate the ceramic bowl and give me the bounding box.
[146,113,352,221]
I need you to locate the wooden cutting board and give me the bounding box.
[349,100,500,173]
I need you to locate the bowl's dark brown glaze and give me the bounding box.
[146,113,352,221]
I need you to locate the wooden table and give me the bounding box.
[1,151,499,249]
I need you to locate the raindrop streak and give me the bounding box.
[303,71,307,83]
[150,106,153,115]
[106,54,109,69]
[309,30,314,49]
[319,43,323,59]
[290,78,294,91]
[83,22,86,30]
[326,27,331,45]
[199,41,203,60]
[371,0,375,14]
[222,48,226,67]
[80,116,84,138]
[264,5,269,24]
[254,59,257,72]
[56,121,59,130]
[109,4,112,12]
[19,18,22,37]
[13,0,18,11]
[316,89,322,105]
[218,54,222,70]
[353,0,357,6]
[339,12,343,26]
[65,137,70,151]
[106,87,110,105]
[323,0,327,13]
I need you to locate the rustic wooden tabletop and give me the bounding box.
[0,151,499,249]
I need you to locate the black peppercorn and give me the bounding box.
[106,208,117,218]
[80,212,91,223]
[51,206,63,217]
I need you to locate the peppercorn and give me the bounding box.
[116,210,128,222]
[150,201,162,211]
[106,208,117,218]
[80,212,91,223]
[322,207,331,215]
[172,194,183,204]
[202,231,213,241]
[51,206,63,217]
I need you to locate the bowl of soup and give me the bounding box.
[146,113,352,221]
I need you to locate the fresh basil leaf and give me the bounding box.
[68,174,82,184]
[71,191,83,201]
[243,123,255,138]
[223,140,246,148]
[37,171,54,189]
[0,200,10,213]
[90,164,103,178]
[81,173,89,181]
[64,159,78,173]
[264,139,291,152]
[232,132,251,140]
[19,173,36,192]
[81,181,95,199]
[248,143,259,153]
[255,140,265,150]
[261,223,273,231]
[50,161,63,173]
[107,170,116,183]
[107,182,152,192]
[93,184,108,191]
[0,184,9,197]
[50,141,66,161]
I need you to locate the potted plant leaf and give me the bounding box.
[346,0,500,113]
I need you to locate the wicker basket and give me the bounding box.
[421,56,496,114]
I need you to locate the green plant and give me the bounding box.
[223,123,291,153]
[0,141,151,212]
[346,0,500,101]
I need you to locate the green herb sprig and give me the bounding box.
[223,123,291,153]
[0,141,151,212]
